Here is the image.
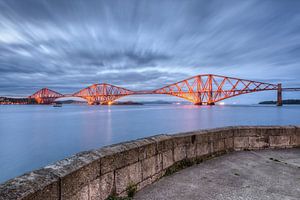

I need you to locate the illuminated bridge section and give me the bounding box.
[25,74,299,106]
[153,74,279,105]
[28,88,64,104]
[72,83,134,105]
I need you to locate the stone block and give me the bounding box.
[224,137,234,150]
[0,168,59,200]
[156,153,163,172]
[282,126,297,135]
[117,145,140,167]
[98,144,139,174]
[174,146,186,162]
[234,137,249,150]
[212,139,225,153]
[89,178,101,200]
[66,185,89,200]
[150,135,173,153]
[196,142,210,157]
[23,183,59,200]
[259,126,294,137]
[233,126,258,137]
[292,126,300,146]
[89,172,114,200]
[261,126,286,136]
[173,135,193,147]
[208,131,222,142]
[162,150,174,169]
[249,136,269,149]
[94,144,125,174]
[115,162,142,194]
[219,127,235,138]
[269,135,290,148]
[137,139,157,160]
[100,172,114,200]
[44,151,101,199]
[296,126,300,135]
[290,134,300,146]
[186,143,196,159]
[141,155,159,180]
[195,132,209,144]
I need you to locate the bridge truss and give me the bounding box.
[153,74,279,105]
[26,74,295,106]
[28,88,64,104]
[72,83,134,105]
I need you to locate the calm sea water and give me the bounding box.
[0,104,299,183]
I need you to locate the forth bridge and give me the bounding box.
[4,74,300,106]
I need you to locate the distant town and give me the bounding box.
[259,99,300,105]
[0,97,183,105]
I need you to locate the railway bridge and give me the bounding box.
[27,74,300,106]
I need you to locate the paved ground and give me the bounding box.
[134,148,300,200]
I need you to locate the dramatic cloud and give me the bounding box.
[0,0,299,102]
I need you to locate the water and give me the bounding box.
[0,104,299,183]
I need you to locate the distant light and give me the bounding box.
[108,101,112,105]
[219,102,225,105]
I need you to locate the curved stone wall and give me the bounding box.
[0,126,299,200]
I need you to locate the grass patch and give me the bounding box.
[164,159,194,176]
[164,151,230,177]
[106,196,131,200]
[126,183,137,198]
[106,183,137,200]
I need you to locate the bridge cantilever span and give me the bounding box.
[27,74,298,106]
[28,88,64,104]
[72,83,134,105]
[153,74,280,105]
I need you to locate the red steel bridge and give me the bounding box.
[27,74,300,106]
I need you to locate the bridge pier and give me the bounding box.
[194,102,215,106]
[34,97,57,104]
[277,83,282,106]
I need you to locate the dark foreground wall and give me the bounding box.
[0,126,299,200]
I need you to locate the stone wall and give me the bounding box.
[0,126,299,200]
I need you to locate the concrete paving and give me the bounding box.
[134,148,300,200]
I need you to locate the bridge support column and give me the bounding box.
[35,97,57,104]
[207,74,215,106]
[194,102,202,106]
[277,83,282,106]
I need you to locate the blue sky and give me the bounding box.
[0,0,299,103]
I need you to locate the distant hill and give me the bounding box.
[141,100,172,104]
[259,99,300,105]
[55,100,86,104]
[140,100,190,105]
[112,101,143,105]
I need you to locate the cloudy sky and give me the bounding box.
[0,0,299,103]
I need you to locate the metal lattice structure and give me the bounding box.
[26,74,293,105]
[72,83,134,105]
[153,74,279,105]
[28,88,64,104]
